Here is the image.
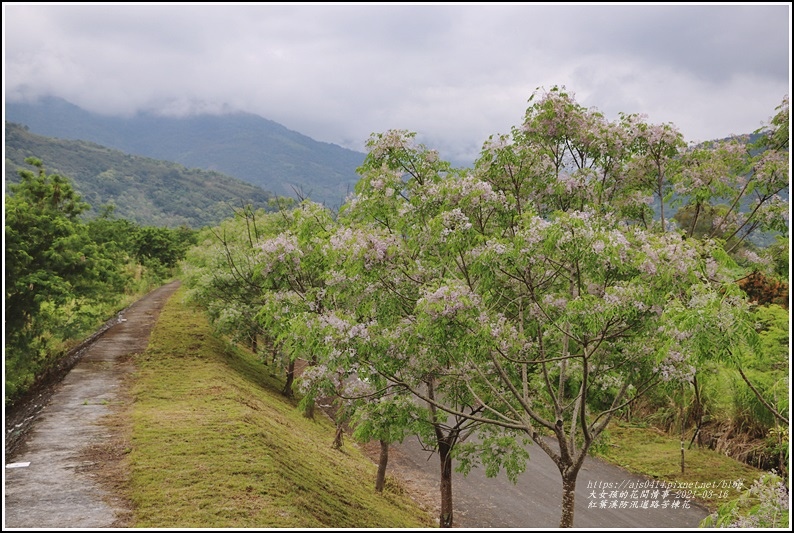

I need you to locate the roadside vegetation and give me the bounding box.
[4,157,197,406]
[128,286,434,528]
[593,422,788,528]
[592,421,766,510]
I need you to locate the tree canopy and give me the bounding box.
[182,89,789,528]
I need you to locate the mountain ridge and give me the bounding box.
[5,96,366,208]
[5,122,274,228]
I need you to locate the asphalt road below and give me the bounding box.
[380,435,711,528]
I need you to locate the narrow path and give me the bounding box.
[4,281,181,529]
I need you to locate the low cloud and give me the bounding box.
[4,4,790,162]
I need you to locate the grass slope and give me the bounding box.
[594,421,767,511]
[130,288,434,528]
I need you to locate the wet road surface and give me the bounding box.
[4,281,181,529]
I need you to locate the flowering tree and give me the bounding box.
[321,88,787,527]
[182,203,278,356]
[181,89,788,529]
[294,130,533,527]
[293,311,428,492]
[253,200,336,401]
[388,204,709,528]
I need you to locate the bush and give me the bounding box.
[700,472,789,528]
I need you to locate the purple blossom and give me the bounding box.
[418,283,479,319]
[654,351,695,383]
[328,227,399,269]
[440,208,473,236]
[367,129,411,158]
[259,233,302,266]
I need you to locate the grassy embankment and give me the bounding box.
[592,422,767,511]
[128,287,435,528]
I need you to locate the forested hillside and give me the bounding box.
[5,122,273,228]
[6,97,365,207]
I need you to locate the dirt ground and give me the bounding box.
[4,280,711,529]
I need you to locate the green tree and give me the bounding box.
[180,91,789,529]
[314,90,788,528]
[132,225,196,270]
[5,158,128,401]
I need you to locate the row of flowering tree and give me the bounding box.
[183,88,788,528]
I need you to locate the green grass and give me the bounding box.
[593,421,767,511]
[129,288,435,528]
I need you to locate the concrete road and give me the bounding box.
[4,281,181,529]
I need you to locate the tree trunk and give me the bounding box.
[332,423,344,450]
[303,357,317,418]
[439,440,454,528]
[688,374,704,450]
[559,473,577,528]
[282,359,295,397]
[375,439,389,493]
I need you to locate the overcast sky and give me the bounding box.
[3,3,791,163]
